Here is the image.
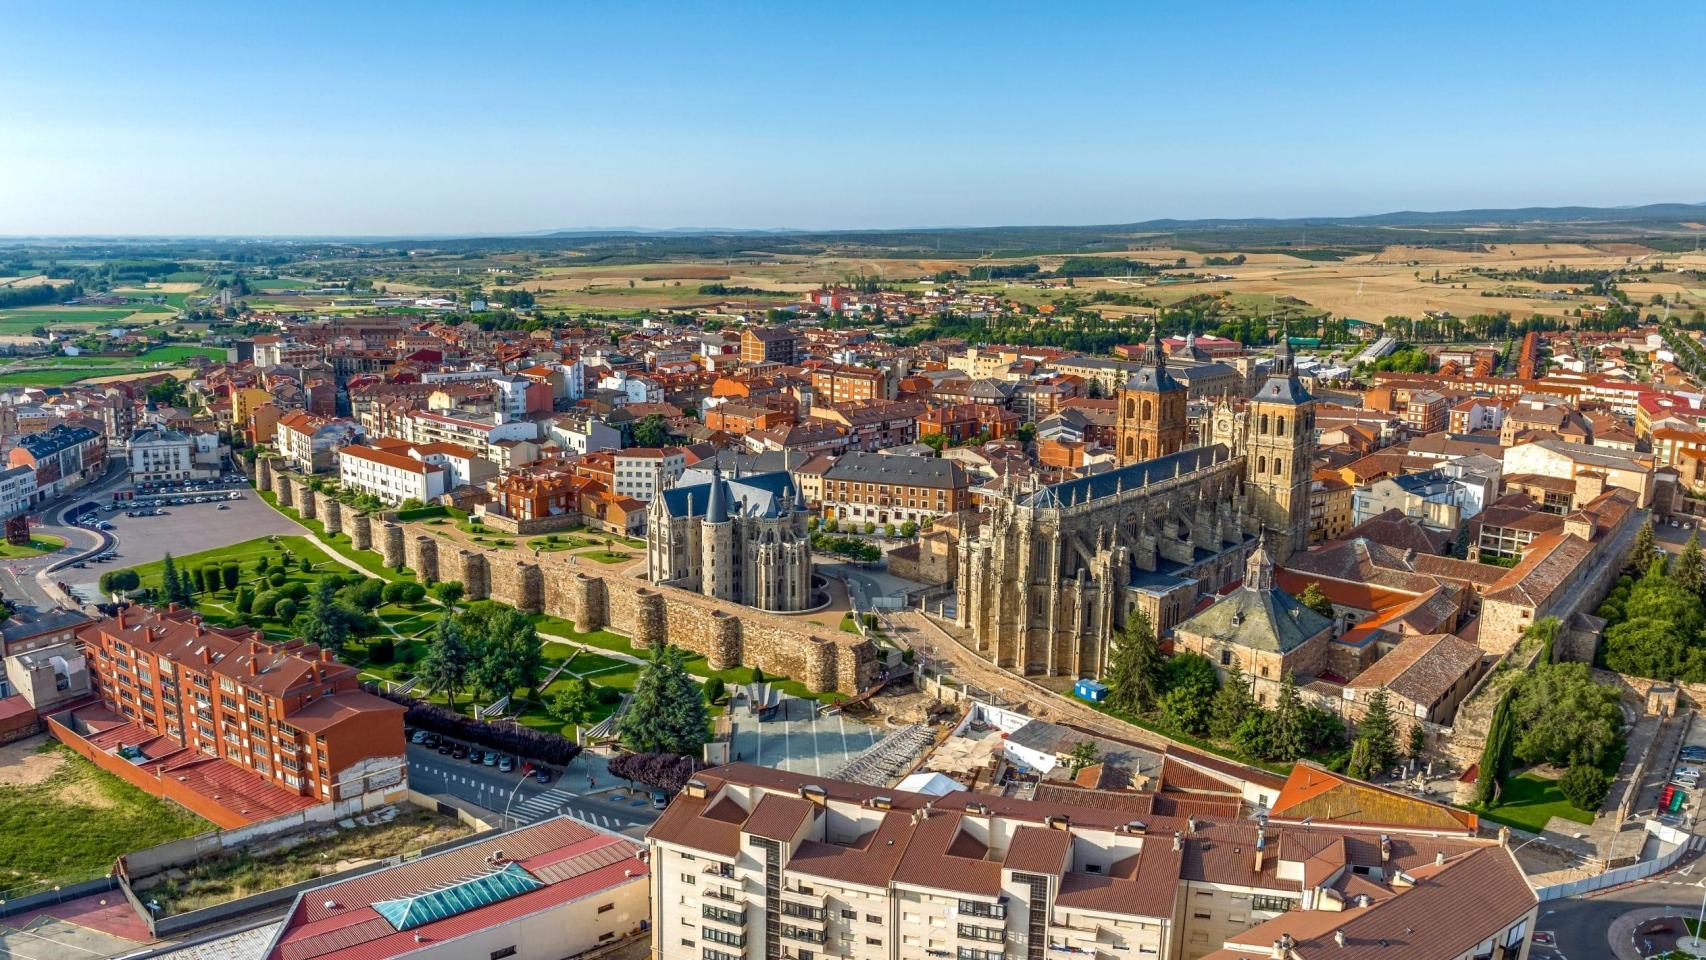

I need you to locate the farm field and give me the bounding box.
[0,344,228,388]
[0,740,210,893]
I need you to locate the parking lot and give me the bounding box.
[62,485,305,597]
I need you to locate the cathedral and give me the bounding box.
[955,327,1314,679]
[645,466,815,612]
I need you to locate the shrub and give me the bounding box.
[1560,764,1613,811]
[252,591,278,617]
[298,557,313,573]
[607,751,704,793]
[235,587,254,614]
[900,520,918,538]
[704,676,726,704]
[364,685,584,766]
[268,570,287,587]
[275,598,299,621]
[368,637,395,664]
[256,555,270,572]
[383,581,426,604]
[597,686,623,705]
[283,582,308,601]
[824,519,838,533]
[863,522,876,535]
[883,523,896,538]
[398,644,420,665]
[221,562,240,591]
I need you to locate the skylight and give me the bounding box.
[372,861,544,931]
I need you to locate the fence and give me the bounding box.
[0,875,117,920]
[1534,821,1706,901]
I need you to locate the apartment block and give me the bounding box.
[338,443,450,505]
[78,606,405,804]
[648,764,1537,960]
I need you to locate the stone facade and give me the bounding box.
[318,492,342,536]
[645,468,814,612]
[405,535,439,583]
[379,523,405,570]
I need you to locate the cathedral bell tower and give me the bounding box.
[1115,327,1188,466]
[1244,322,1314,561]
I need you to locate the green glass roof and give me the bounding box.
[373,861,544,931]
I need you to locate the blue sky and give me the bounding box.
[1,1,1700,236]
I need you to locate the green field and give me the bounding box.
[0,308,140,325]
[1467,771,1595,833]
[0,743,210,893]
[247,278,317,291]
[137,344,226,363]
[0,534,67,558]
[0,343,227,388]
[0,369,109,387]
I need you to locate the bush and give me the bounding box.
[256,555,270,573]
[252,591,278,617]
[900,521,918,538]
[607,751,704,793]
[704,676,726,704]
[398,644,420,665]
[883,523,896,538]
[235,587,254,614]
[863,522,876,535]
[283,582,308,601]
[275,598,299,621]
[368,637,395,664]
[597,686,623,705]
[298,557,313,573]
[221,562,240,591]
[383,581,426,604]
[824,519,839,533]
[267,570,287,587]
[1560,764,1613,811]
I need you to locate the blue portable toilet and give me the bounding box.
[1074,679,1109,703]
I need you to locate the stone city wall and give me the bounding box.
[263,470,875,694]
[293,477,317,520]
[317,492,342,536]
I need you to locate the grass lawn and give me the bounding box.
[136,345,226,363]
[580,549,633,564]
[143,807,470,916]
[0,743,210,892]
[1469,770,1595,833]
[0,369,110,386]
[526,535,596,552]
[0,533,66,557]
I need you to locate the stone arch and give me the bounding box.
[1260,413,1270,434]
[1142,399,1153,420]
[1276,415,1286,436]
[1258,455,1267,474]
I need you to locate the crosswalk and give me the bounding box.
[511,786,579,824]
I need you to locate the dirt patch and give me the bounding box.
[53,778,117,810]
[0,736,64,788]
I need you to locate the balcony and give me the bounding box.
[958,923,1006,944]
[780,901,826,923]
[703,886,742,904]
[779,925,827,945]
[957,900,1007,921]
[702,904,746,928]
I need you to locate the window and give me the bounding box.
[490,949,517,960]
[598,903,614,914]
[842,909,857,920]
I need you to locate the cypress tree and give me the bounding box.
[1630,519,1656,574]
[1270,672,1307,761]
[1351,689,1398,780]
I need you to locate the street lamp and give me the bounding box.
[500,763,536,829]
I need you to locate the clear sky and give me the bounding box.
[2,1,1700,237]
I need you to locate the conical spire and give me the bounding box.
[705,464,729,524]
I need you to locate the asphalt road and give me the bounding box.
[403,743,659,838]
[1536,851,1706,960]
[4,461,127,609]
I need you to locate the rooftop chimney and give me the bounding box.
[1254,827,1267,873]
[1334,930,1347,948]
[1379,834,1390,863]
[1172,831,1182,852]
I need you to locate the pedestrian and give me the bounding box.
[588,774,595,790]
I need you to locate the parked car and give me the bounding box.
[534,768,552,784]
[651,790,669,810]
[482,752,497,767]
[498,756,513,773]
[437,741,453,755]
[451,745,467,760]
[410,730,429,745]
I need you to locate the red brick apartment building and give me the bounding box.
[76,606,405,813]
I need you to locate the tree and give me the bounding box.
[1103,610,1163,714]
[464,605,543,702]
[632,414,671,448]
[751,666,765,684]
[1630,519,1656,573]
[704,675,726,704]
[1348,689,1399,780]
[1067,740,1100,775]
[1476,691,1515,805]
[548,678,600,727]
[1559,764,1613,812]
[619,644,711,755]
[1156,652,1218,735]
[1508,661,1624,770]
[221,562,240,591]
[235,586,254,614]
[1298,582,1335,620]
[1231,710,1274,759]
[100,569,140,595]
[419,615,473,711]
[1450,524,1472,560]
[161,552,191,607]
[1678,533,1705,595]
[1209,663,1256,742]
[432,581,465,610]
[1269,673,1308,761]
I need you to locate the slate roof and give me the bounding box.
[822,451,966,489]
[1024,444,1230,508]
[658,469,796,520]
[1175,580,1333,654]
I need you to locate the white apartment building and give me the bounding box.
[338,444,448,504]
[127,427,195,482]
[398,410,538,463]
[599,370,664,406]
[613,447,685,501]
[275,411,363,474]
[0,465,37,518]
[647,764,1538,960]
[549,413,623,455]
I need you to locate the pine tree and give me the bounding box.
[1678,533,1705,595]
[1103,609,1163,714]
[1209,662,1256,742]
[419,615,472,711]
[1450,524,1471,560]
[161,552,191,607]
[1630,519,1656,574]
[1351,689,1398,780]
[620,644,709,755]
[658,645,711,755]
[1269,672,1307,761]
